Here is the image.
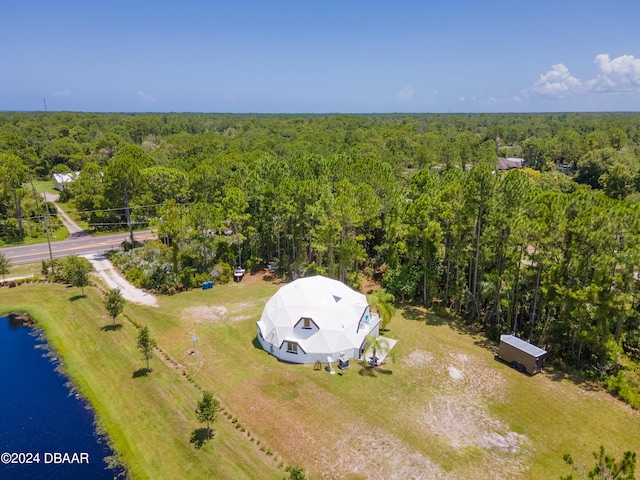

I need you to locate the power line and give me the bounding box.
[60,201,193,217]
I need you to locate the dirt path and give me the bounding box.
[42,192,88,238]
[84,253,158,307]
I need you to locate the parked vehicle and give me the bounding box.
[497,335,547,375]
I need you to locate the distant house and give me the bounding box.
[497,157,524,171]
[430,157,525,172]
[52,172,79,191]
[256,275,381,364]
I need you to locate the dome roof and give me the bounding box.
[256,276,376,363]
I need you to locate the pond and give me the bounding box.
[0,314,121,479]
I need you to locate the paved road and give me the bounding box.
[1,193,157,264]
[0,230,157,265]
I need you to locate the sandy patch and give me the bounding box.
[415,351,531,478]
[184,298,271,323]
[448,366,463,380]
[183,305,228,323]
[286,419,446,480]
[330,426,446,480]
[404,349,434,368]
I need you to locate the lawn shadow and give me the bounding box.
[132,368,150,378]
[404,303,500,354]
[541,365,601,390]
[101,324,123,332]
[251,336,279,359]
[403,305,452,327]
[69,294,86,302]
[190,428,214,449]
[473,336,498,353]
[358,362,393,377]
[544,368,567,382]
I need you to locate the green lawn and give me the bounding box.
[2,275,639,479]
[31,180,57,194]
[0,283,283,480]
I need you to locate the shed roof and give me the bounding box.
[500,335,546,358]
[52,172,79,183]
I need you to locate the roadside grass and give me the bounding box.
[3,261,42,279]
[0,224,67,247]
[2,275,640,479]
[0,283,283,480]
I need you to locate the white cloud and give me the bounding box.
[588,54,640,92]
[459,97,465,102]
[52,89,70,97]
[533,63,582,96]
[398,84,413,99]
[531,54,640,100]
[137,90,156,102]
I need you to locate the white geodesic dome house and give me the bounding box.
[256,276,381,364]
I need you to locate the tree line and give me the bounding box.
[1,112,640,406]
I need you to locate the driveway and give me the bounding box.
[84,252,158,307]
[43,192,87,237]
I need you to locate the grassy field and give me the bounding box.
[31,180,57,194]
[2,273,640,479]
[4,261,43,279]
[0,283,283,480]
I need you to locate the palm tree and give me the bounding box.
[368,289,396,331]
[363,334,389,366]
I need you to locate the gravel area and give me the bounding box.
[84,253,158,307]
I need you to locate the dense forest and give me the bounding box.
[2,111,640,406]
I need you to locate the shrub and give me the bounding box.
[289,261,326,280]
[179,266,196,290]
[347,271,362,291]
[212,262,232,284]
[49,255,92,284]
[285,465,306,480]
[124,267,145,288]
[245,256,263,273]
[381,263,422,302]
[605,371,640,409]
[194,272,212,286]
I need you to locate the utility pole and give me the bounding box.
[43,97,47,112]
[42,192,54,263]
[30,181,53,263]
[124,187,134,246]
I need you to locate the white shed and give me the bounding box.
[52,172,79,191]
[256,276,380,364]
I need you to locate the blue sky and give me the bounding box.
[1,1,640,113]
